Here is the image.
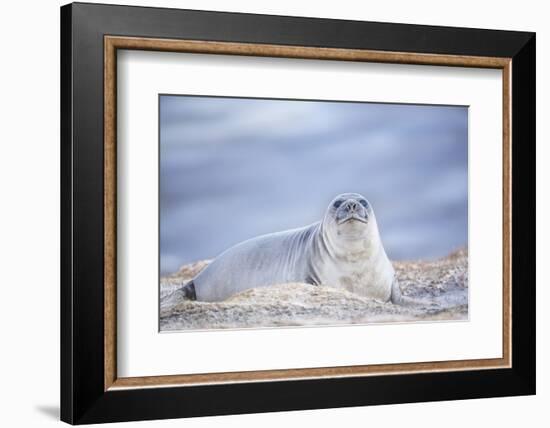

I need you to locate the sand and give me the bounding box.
[160,248,468,331]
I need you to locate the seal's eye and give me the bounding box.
[359,199,368,208]
[333,200,343,209]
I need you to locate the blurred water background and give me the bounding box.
[160,95,468,275]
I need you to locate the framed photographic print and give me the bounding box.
[60,2,536,424]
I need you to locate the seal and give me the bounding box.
[179,193,402,303]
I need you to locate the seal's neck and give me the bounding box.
[318,216,383,262]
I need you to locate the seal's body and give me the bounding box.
[182,193,401,303]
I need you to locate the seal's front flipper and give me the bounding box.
[304,275,319,286]
[390,279,433,308]
[390,278,403,305]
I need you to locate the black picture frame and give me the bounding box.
[61,2,535,424]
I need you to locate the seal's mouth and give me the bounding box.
[338,215,368,225]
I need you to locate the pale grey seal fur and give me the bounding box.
[180,193,402,303]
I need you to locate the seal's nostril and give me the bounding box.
[345,201,356,213]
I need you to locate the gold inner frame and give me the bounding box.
[104,35,512,391]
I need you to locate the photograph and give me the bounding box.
[159,95,469,331]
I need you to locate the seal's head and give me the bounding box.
[323,193,374,241]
